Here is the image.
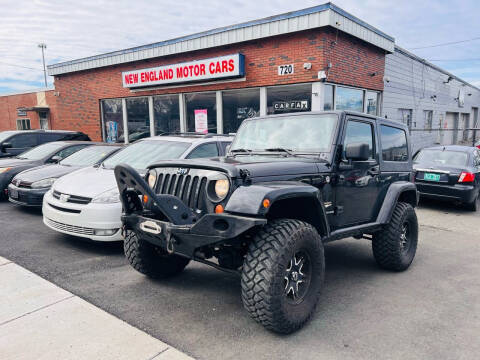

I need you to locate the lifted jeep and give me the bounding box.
[115,111,418,334]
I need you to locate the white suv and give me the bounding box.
[42,134,232,241]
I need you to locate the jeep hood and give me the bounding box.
[149,155,330,179]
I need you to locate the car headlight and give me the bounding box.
[147,171,157,188]
[92,188,120,204]
[31,178,57,189]
[0,167,11,174]
[214,179,230,200]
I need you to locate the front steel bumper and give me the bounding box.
[115,163,266,258]
[123,212,266,258]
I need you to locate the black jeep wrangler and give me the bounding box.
[114,111,418,334]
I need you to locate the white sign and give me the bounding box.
[194,109,208,134]
[122,54,245,88]
[278,64,294,76]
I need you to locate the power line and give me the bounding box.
[410,36,480,49]
[0,61,43,71]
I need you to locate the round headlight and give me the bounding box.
[147,171,157,188]
[214,179,230,200]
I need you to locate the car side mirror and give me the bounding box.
[50,155,63,163]
[1,142,12,152]
[345,142,370,161]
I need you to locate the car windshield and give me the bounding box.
[0,131,15,143]
[102,140,190,170]
[414,149,468,167]
[60,145,120,167]
[17,142,65,160]
[230,114,338,154]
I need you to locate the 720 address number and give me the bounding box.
[278,64,294,75]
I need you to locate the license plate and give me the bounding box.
[423,173,441,182]
[9,188,18,199]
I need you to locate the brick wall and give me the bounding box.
[0,90,56,131]
[52,27,385,141]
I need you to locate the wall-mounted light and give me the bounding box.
[303,62,312,70]
[467,93,472,96]
[369,72,377,77]
[430,95,437,101]
[383,76,390,83]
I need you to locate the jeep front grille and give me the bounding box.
[155,171,208,210]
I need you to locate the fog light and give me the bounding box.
[94,229,118,236]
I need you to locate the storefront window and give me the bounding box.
[126,97,150,143]
[324,84,334,111]
[185,92,217,133]
[335,86,363,112]
[223,88,260,134]
[267,83,311,115]
[102,99,124,143]
[153,95,180,135]
[366,91,379,115]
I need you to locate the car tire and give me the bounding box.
[372,202,418,271]
[465,194,479,212]
[124,231,190,279]
[241,219,325,334]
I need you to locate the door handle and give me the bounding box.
[367,165,380,176]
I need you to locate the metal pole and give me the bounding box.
[38,43,47,87]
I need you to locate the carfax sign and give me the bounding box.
[122,53,245,88]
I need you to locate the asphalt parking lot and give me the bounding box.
[1,200,479,360]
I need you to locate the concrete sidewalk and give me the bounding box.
[0,256,193,360]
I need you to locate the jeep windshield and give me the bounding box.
[101,140,190,170]
[230,114,338,155]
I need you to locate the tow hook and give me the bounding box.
[139,220,162,235]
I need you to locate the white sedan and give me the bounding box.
[43,134,232,241]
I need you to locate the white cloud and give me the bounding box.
[1,0,479,94]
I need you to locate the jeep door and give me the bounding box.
[333,116,382,227]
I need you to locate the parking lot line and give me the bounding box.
[0,257,194,360]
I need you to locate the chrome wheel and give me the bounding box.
[284,251,311,303]
[399,222,410,252]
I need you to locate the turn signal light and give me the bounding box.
[262,199,271,208]
[143,195,149,203]
[215,204,224,213]
[458,172,475,183]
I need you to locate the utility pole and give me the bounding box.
[38,43,47,87]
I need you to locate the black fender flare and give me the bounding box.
[224,181,330,237]
[376,181,418,224]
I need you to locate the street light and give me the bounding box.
[38,43,47,87]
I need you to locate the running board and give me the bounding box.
[326,222,382,242]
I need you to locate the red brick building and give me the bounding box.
[3,3,395,142]
[0,88,58,132]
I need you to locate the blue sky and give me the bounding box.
[0,0,479,94]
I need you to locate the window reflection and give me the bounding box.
[223,88,260,134]
[336,87,363,112]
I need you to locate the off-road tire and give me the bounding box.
[372,202,418,271]
[465,194,479,212]
[124,231,190,279]
[241,219,325,334]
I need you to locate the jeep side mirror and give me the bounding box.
[345,142,370,161]
[1,142,12,152]
[50,155,63,163]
